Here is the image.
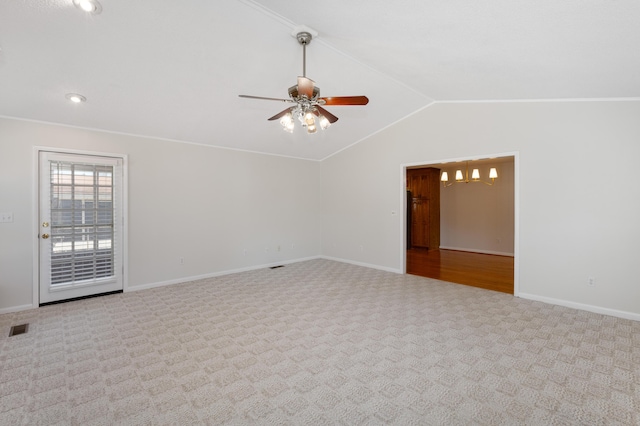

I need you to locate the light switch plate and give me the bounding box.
[0,212,14,223]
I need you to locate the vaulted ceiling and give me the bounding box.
[1,1,638,160]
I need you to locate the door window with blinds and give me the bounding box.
[39,151,125,304]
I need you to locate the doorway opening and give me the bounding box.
[403,153,518,295]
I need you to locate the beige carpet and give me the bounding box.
[0,259,638,425]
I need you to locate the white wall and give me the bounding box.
[321,101,640,319]
[4,101,640,320]
[0,118,321,312]
[439,159,515,255]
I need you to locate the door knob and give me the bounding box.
[41,234,49,239]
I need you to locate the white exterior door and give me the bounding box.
[39,151,124,304]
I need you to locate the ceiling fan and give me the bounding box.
[239,31,369,134]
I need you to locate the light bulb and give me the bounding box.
[455,170,463,181]
[80,1,94,11]
[489,168,498,179]
[441,172,449,182]
[319,115,330,130]
[280,113,294,133]
[73,0,102,14]
[279,113,293,126]
[65,93,86,103]
[307,124,317,134]
[471,169,480,180]
[304,112,315,127]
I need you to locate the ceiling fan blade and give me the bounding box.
[319,96,369,106]
[297,77,315,98]
[239,95,294,103]
[315,106,339,123]
[267,108,292,121]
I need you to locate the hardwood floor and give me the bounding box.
[406,248,514,294]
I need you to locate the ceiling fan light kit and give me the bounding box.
[239,28,369,135]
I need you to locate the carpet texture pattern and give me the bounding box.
[0,259,638,425]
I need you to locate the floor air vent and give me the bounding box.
[269,265,285,269]
[9,324,29,337]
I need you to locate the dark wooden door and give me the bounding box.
[407,167,440,249]
[411,198,430,247]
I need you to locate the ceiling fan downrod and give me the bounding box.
[296,31,312,78]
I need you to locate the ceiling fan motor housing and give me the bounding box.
[288,84,320,101]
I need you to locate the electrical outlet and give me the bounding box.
[0,212,14,223]
[587,277,595,287]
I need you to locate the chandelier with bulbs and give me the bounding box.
[441,161,498,187]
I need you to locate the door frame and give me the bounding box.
[32,147,128,307]
[400,151,520,296]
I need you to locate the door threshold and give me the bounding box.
[40,290,123,307]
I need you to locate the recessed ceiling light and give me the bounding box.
[73,0,102,14]
[66,93,87,103]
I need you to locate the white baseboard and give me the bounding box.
[126,256,322,293]
[439,246,514,257]
[0,304,35,315]
[319,256,402,274]
[518,292,640,322]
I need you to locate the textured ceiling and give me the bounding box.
[1,0,638,160]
